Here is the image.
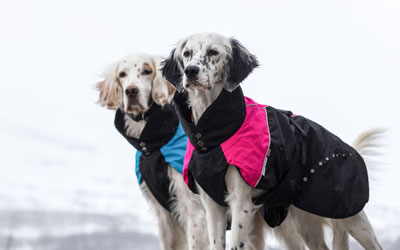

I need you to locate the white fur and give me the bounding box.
[179,33,229,91]
[169,33,383,250]
[124,116,146,139]
[96,52,175,111]
[96,53,207,250]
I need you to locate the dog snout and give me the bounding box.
[125,86,139,99]
[184,65,200,79]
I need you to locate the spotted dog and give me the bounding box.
[162,33,383,250]
[96,53,208,250]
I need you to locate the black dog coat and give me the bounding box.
[114,104,187,211]
[174,87,369,227]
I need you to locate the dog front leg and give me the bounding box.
[198,183,227,250]
[156,209,184,250]
[225,166,254,250]
[186,213,209,250]
[141,182,186,250]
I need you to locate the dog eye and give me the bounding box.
[142,69,152,75]
[119,72,127,78]
[207,49,219,57]
[183,51,191,58]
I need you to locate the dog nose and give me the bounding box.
[125,86,139,98]
[184,65,199,78]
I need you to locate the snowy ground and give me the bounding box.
[1,0,400,249]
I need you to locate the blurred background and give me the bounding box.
[0,0,399,249]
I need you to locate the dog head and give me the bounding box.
[96,53,175,115]
[162,33,259,92]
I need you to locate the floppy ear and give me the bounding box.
[161,48,184,91]
[152,59,176,106]
[224,38,259,92]
[95,63,122,110]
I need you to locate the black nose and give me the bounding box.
[125,86,139,98]
[184,65,199,78]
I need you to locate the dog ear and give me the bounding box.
[224,38,259,92]
[161,48,184,91]
[95,63,122,110]
[152,59,176,106]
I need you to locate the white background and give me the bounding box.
[0,0,399,249]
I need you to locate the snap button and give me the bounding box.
[197,140,205,147]
[303,177,308,182]
[142,147,148,152]
[201,147,207,151]
[310,169,315,174]
[194,133,202,139]
[139,142,146,147]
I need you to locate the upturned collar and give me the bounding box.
[173,87,246,152]
[115,103,179,155]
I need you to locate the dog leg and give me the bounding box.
[157,209,187,250]
[272,210,307,250]
[182,192,209,250]
[225,166,254,250]
[247,210,266,250]
[330,219,349,250]
[168,167,209,250]
[290,206,329,250]
[182,195,208,250]
[141,182,186,250]
[186,214,209,250]
[198,183,227,250]
[338,210,383,250]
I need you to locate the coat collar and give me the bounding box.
[173,87,246,152]
[114,103,179,155]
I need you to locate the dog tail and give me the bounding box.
[352,128,386,155]
[352,128,387,184]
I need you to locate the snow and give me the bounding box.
[0,0,400,249]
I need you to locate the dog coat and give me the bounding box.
[114,104,187,211]
[173,87,369,227]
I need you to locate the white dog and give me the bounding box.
[162,33,383,250]
[96,53,208,250]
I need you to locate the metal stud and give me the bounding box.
[310,169,315,174]
[303,177,308,182]
[319,162,323,166]
[326,157,329,161]
[194,133,202,139]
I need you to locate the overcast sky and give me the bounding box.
[0,0,399,247]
